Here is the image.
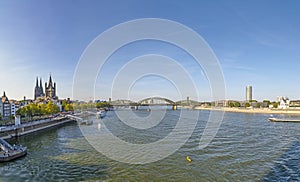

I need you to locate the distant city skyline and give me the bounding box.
[1,1,300,101]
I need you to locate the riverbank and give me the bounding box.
[0,117,76,139]
[194,106,300,115]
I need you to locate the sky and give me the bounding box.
[0,0,300,102]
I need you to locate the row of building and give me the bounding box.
[213,85,300,109]
[0,92,22,119]
[246,85,300,109]
[1,75,62,120]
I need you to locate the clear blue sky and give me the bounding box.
[0,0,300,101]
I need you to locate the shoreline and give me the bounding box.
[0,117,76,139]
[194,106,300,115]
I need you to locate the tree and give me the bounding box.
[245,102,250,108]
[263,100,271,107]
[96,101,110,109]
[228,102,235,107]
[24,104,33,118]
[28,103,39,116]
[45,101,59,114]
[38,103,46,115]
[257,102,261,108]
[272,102,279,108]
[234,102,241,107]
[16,107,25,117]
[64,104,74,111]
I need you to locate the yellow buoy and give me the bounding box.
[186,156,192,162]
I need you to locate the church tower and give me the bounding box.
[34,77,44,100]
[34,75,57,101]
[34,77,38,100]
[39,78,44,96]
[45,75,56,99]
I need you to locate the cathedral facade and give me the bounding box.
[34,75,57,100]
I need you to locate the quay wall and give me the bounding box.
[0,117,76,139]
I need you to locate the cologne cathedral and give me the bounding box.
[34,75,57,100]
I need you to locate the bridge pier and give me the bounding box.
[172,105,177,110]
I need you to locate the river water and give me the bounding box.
[0,109,299,181]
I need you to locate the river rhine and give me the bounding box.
[0,109,299,181]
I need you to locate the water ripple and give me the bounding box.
[0,111,299,181]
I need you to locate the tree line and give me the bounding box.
[72,101,111,111]
[16,101,61,118]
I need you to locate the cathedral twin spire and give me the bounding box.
[35,77,44,89]
[34,75,56,100]
[34,77,44,100]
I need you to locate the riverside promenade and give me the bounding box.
[0,116,76,139]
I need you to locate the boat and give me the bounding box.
[0,138,27,162]
[96,110,106,119]
[268,117,300,122]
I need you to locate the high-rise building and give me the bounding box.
[246,85,252,101]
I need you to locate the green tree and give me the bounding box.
[257,102,261,108]
[61,100,67,107]
[272,102,279,108]
[234,102,241,107]
[16,107,25,117]
[29,103,39,116]
[64,104,74,111]
[16,104,34,120]
[245,102,250,108]
[37,103,46,115]
[228,102,235,107]
[96,101,110,109]
[25,104,33,117]
[45,101,59,114]
[263,100,271,107]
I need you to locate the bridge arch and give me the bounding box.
[138,97,175,105]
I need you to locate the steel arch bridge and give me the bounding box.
[110,97,178,110]
[138,97,175,106]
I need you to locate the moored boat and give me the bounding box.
[96,110,106,119]
[268,117,300,122]
[0,138,27,162]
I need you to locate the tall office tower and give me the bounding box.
[246,85,252,101]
